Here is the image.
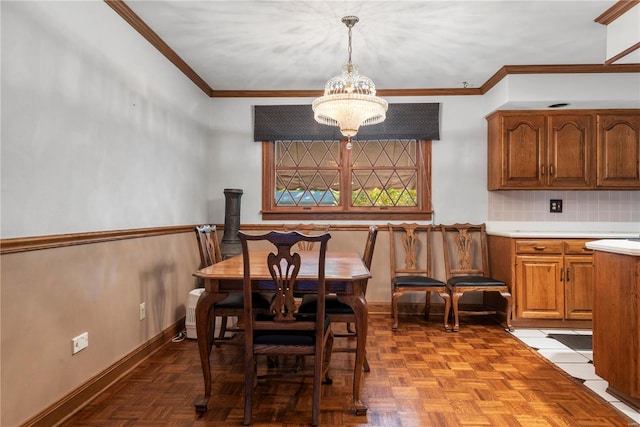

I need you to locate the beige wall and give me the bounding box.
[1,232,200,427]
[1,225,458,426]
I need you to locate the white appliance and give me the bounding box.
[185,288,237,339]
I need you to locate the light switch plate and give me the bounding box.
[550,199,563,213]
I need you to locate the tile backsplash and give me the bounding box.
[488,191,640,222]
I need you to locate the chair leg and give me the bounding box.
[208,308,218,350]
[501,291,514,331]
[315,329,334,427]
[363,351,370,372]
[391,289,401,331]
[346,322,355,334]
[243,354,254,426]
[323,329,334,384]
[451,291,463,332]
[424,291,432,319]
[440,291,452,332]
[217,316,229,340]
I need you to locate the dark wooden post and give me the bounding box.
[220,188,243,259]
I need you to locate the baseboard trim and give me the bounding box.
[22,320,185,427]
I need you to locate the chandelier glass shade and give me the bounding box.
[312,16,388,139]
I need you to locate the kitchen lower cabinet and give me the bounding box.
[563,255,595,320]
[516,255,564,319]
[488,236,595,325]
[592,249,640,411]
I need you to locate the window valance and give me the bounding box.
[253,103,440,141]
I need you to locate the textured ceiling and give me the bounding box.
[124,1,615,92]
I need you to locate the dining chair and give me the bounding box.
[298,225,378,372]
[388,223,449,331]
[440,223,513,332]
[194,225,271,344]
[238,230,334,427]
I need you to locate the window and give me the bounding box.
[262,139,432,220]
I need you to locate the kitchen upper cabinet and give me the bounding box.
[490,114,546,188]
[596,113,640,188]
[487,109,639,190]
[548,114,593,188]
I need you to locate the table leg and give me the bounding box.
[194,288,224,413]
[337,293,368,415]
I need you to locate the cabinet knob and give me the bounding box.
[533,246,546,251]
[549,164,555,176]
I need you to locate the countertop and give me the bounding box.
[585,239,640,256]
[486,221,640,239]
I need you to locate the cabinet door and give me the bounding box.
[516,255,564,319]
[501,115,546,188]
[564,255,594,320]
[597,113,640,187]
[548,114,593,188]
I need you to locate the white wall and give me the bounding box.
[1,3,210,425]
[483,73,640,112]
[1,1,212,239]
[208,95,490,226]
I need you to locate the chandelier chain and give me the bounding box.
[347,25,353,67]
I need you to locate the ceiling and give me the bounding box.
[122,1,619,93]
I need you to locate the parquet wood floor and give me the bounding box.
[62,314,635,426]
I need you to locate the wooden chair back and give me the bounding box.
[360,225,378,293]
[283,224,330,251]
[195,224,222,268]
[388,223,436,279]
[440,223,490,279]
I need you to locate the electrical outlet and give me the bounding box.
[72,332,89,354]
[139,302,146,320]
[550,199,563,213]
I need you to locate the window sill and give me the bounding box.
[261,211,433,221]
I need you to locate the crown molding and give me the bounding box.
[107,1,640,99]
[605,42,640,65]
[480,63,640,94]
[595,0,639,25]
[104,0,214,96]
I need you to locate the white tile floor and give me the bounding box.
[510,328,640,424]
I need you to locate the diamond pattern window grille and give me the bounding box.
[275,140,341,207]
[350,140,419,207]
[273,139,422,209]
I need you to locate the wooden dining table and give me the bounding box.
[192,249,371,415]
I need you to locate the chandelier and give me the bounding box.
[312,16,388,140]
